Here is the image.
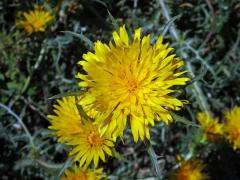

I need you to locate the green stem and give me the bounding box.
[158,0,211,114]
[55,157,73,180]
[186,61,211,114]
[145,141,163,180]
[0,103,35,148]
[158,0,179,40]
[36,159,63,171]
[0,103,66,174]
[9,45,46,107]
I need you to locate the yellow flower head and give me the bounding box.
[48,96,83,143]
[16,5,53,35]
[48,96,115,168]
[68,120,114,167]
[173,157,208,180]
[60,164,106,180]
[197,112,224,142]
[224,106,240,150]
[76,25,190,142]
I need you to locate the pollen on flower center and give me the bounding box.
[232,128,240,139]
[32,20,43,29]
[126,79,139,93]
[88,131,104,146]
[76,174,87,180]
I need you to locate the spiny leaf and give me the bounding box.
[76,104,91,120]
[62,31,94,50]
[170,112,200,127]
[55,157,73,180]
[112,148,128,162]
[107,9,119,31]
[48,91,84,100]
[161,14,181,36]
[187,63,208,86]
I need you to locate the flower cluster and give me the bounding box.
[48,25,190,178]
[174,106,240,179]
[12,2,240,180]
[197,106,240,150]
[47,22,240,179]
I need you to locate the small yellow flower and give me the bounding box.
[224,106,240,150]
[76,25,190,142]
[173,157,208,180]
[16,5,53,35]
[60,164,106,180]
[68,120,114,167]
[48,96,115,168]
[197,112,224,142]
[48,96,83,143]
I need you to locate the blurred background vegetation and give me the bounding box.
[0,0,240,179]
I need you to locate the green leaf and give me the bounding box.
[76,103,91,120]
[55,157,73,180]
[36,159,63,171]
[112,148,128,162]
[14,159,33,170]
[170,112,200,127]
[0,73,4,80]
[161,14,181,36]
[187,64,208,86]
[62,31,94,50]
[145,140,163,180]
[107,9,119,31]
[48,91,84,100]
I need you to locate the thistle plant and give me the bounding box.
[1,0,240,179]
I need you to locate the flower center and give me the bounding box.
[88,131,104,146]
[127,80,138,92]
[32,20,43,29]
[231,128,240,140]
[118,70,140,93]
[74,173,88,180]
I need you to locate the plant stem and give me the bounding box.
[0,103,35,148]
[9,45,46,108]
[158,0,179,40]
[186,61,210,113]
[36,159,63,171]
[158,0,211,114]
[145,140,163,180]
[0,102,67,174]
[55,157,73,180]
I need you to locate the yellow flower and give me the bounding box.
[224,106,240,150]
[48,96,83,143]
[48,97,115,168]
[173,157,208,180]
[60,164,106,180]
[197,112,224,142]
[68,120,114,167]
[16,5,53,35]
[76,25,190,142]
